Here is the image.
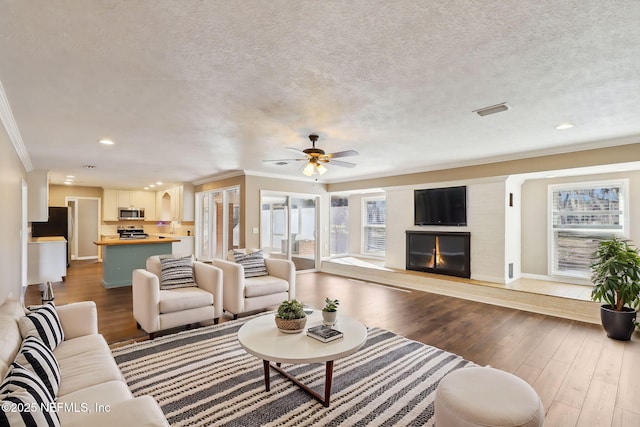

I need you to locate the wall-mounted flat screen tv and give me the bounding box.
[414,186,467,226]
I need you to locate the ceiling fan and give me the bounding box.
[264,134,358,176]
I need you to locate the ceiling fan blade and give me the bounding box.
[329,160,357,168]
[326,149,359,159]
[263,158,308,164]
[286,147,309,156]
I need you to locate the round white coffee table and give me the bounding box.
[237,310,367,407]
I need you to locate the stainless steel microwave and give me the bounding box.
[118,207,145,220]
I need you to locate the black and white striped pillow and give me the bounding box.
[0,363,60,427]
[160,256,197,289]
[234,250,269,278]
[18,302,64,350]
[15,336,60,398]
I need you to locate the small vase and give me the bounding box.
[322,310,337,326]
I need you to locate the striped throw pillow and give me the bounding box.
[18,302,64,350]
[234,250,269,278]
[160,256,197,290]
[0,363,60,427]
[15,336,60,398]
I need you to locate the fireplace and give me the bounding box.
[406,231,470,279]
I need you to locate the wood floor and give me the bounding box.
[25,260,640,427]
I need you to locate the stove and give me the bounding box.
[117,227,148,240]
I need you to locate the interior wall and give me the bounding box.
[385,179,507,284]
[0,121,27,302]
[49,184,102,206]
[504,176,523,282]
[521,170,640,277]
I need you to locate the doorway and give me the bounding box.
[260,192,319,271]
[66,197,100,260]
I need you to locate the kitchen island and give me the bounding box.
[93,237,179,288]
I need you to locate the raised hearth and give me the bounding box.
[406,231,470,279]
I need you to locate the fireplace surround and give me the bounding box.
[406,231,470,279]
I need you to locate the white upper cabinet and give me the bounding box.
[103,189,158,221]
[27,170,50,222]
[156,184,194,222]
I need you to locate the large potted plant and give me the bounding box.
[275,300,307,333]
[590,236,640,341]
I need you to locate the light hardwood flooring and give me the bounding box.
[24,260,640,427]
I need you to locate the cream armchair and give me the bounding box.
[133,256,223,339]
[212,255,295,319]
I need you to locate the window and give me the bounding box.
[330,195,349,256]
[549,180,628,278]
[362,197,386,256]
[195,186,240,261]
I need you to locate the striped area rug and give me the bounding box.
[112,314,474,426]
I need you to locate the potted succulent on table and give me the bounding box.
[590,236,640,341]
[322,297,340,326]
[275,300,307,333]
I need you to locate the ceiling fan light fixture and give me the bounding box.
[303,162,316,176]
[316,163,328,175]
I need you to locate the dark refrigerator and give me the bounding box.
[32,207,70,267]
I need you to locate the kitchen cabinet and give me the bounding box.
[27,170,50,222]
[103,189,156,221]
[156,184,194,222]
[102,189,118,221]
[28,237,67,284]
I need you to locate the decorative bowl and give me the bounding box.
[275,316,307,333]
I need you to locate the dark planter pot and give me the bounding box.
[600,305,637,341]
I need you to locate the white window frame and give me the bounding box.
[548,179,629,279]
[361,196,386,257]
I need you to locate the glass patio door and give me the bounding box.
[260,192,318,271]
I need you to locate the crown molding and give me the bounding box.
[0,81,32,171]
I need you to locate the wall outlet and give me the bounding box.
[252,227,259,234]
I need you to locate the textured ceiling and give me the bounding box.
[1,1,639,189]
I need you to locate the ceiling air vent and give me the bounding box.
[473,102,510,117]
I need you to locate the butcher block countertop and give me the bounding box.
[93,236,180,246]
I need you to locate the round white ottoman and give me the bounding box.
[434,366,544,427]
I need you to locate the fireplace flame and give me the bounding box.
[427,236,446,268]
[435,236,445,266]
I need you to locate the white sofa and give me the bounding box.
[0,297,168,426]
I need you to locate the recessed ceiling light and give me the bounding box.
[64,181,72,185]
[149,184,155,188]
[555,123,574,130]
[144,187,149,190]
[98,139,114,145]
[156,182,163,185]
[66,175,75,178]
[473,102,510,117]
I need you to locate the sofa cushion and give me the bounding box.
[159,287,214,314]
[56,380,132,425]
[159,256,197,289]
[15,336,60,398]
[244,275,289,297]
[18,302,64,350]
[0,362,60,426]
[55,336,124,397]
[234,250,269,278]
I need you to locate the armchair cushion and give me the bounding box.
[18,302,64,350]
[233,250,268,278]
[159,288,214,314]
[244,276,290,298]
[159,256,197,289]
